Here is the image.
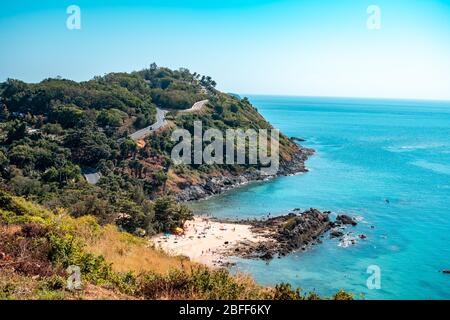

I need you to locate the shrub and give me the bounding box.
[272,283,303,300]
[41,123,63,135]
[137,267,266,300]
[190,267,245,300]
[333,290,354,300]
[41,275,66,291]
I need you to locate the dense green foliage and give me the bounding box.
[0,64,211,234]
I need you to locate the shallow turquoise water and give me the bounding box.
[190,96,450,300]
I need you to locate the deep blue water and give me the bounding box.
[190,96,450,300]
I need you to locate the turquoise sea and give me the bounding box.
[190,96,450,300]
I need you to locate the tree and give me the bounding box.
[97,108,126,127]
[129,159,144,178]
[154,170,167,187]
[6,121,26,143]
[9,174,42,196]
[50,104,85,128]
[0,104,9,120]
[0,150,9,173]
[9,145,35,169]
[214,105,224,115]
[42,123,63,135]
[115,199,154,235]
[43,164,81,184]
[64,130,112,166]
[153,196,192,232]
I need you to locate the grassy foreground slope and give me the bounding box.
[0,189,352,300]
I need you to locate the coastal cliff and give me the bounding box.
[174,148,314,202]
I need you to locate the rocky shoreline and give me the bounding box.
[218,209,360,262]
[151,209,363,269]
[176,147,314,202]
[173,143,364,265]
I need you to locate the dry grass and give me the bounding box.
[0,269,137,300]
[0,269,39,299]
[166,169,202,193]
[0,224,21,236]
[71,283,138,300]
[79,224,197,274]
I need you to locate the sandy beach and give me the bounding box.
[151,216,264,267]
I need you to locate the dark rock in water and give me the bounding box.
[274,208,331,253]
[220,261,236,268]
[222,209,359,262]
[336,214,357,226]
[359,234,367,240]
[234,208,332,260]
[260,251,273,261]
[291,136,306,142]
[330,230,344,239]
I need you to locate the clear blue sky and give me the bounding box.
[1,0,449,100]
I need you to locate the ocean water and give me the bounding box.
[190,96,450,300]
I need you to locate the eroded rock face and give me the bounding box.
[273,209,332,253]
[175,148,314,202]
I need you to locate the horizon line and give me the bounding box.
[236,93,450,104]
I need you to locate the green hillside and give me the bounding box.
[0,64,306,235]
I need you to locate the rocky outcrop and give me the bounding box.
[225,209,331,260]
[222,209,360,261]
[330,230,344,238]
[176,148,314,202]
[335,214,357,226]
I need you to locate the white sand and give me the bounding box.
[151,216,263,267]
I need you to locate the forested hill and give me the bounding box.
[0,64,308,235]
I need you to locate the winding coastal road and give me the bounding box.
[82,168,102,185]
[181,99,208,113]
[128,99,208,140]
[84,100,207,185]
[129,107,168,141]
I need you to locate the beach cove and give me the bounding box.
[151,216,265,267]
[188,96,450,300]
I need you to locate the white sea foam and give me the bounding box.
[386,143,447,153]
[338,234,358,248]
[411,160,450,176]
